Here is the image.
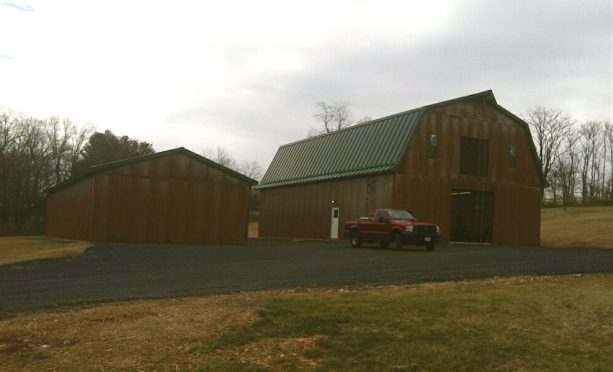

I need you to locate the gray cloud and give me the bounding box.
[158,0,611,167]
[279,0,611,120]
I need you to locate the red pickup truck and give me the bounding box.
[343,208,440,251]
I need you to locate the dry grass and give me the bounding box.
[1,274,612,371]
[541,206,613,248]
[248,211,259,238]
[0,236,92,265]
[0,292,312,371]
[248,222,259,238]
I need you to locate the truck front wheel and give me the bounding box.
[350,231,362,248]
[391,232,403,249]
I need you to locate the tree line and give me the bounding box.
[0,109,265,235]
[0,111,155,235]
[525,106,612,208]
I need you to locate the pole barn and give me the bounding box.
[257,90,544,246]
[46,147,257,244]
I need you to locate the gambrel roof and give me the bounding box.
[258,90,544,190]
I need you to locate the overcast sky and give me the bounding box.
[1,0,611,169]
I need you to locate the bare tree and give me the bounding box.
[606,121,613,199]
[578,121,604,203]
[524,106,574,192]
[603,120,609,200]
[553,132,579,210]
[201,146,238,170]
[309,101,354,136]
[201,145,263,182]
[239,160,263,181]
[355,116,373,124]
[0,109,96,235]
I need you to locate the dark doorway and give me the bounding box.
[450,190,493,243]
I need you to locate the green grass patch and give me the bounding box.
[211,298,349,350]
[210,276,613,371]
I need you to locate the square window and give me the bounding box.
[429,134,438,159]
[460,136,489,176]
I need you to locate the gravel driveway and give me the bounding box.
[1,239,612,315]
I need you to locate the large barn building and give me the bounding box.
[257,90,544,245]
[47,147,257,244]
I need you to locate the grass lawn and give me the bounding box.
[0,236,91,265]
[541,206,613,248]
[1,274,611,371]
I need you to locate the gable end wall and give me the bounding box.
[392,100,542,245]
[47,153,251,244]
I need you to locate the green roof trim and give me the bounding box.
[258,90,544,190]
[48,147,258,194]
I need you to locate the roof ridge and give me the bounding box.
[48,147,257,193]
[86,147,186,171]
[279,90,494,149]
[280,106,424,149]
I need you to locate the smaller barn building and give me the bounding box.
[257,90,544,246]
[46,147,257,244]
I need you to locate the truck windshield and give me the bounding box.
[389,210,417,221]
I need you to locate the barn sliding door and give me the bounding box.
[450,190,493,243]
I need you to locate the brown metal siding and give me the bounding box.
[259,174,393,239]
[393,100,542,245]
[47,153,250,244]
[46,176,95,240]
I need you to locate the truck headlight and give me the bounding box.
[436,226,440,234]
[405,226,414,232]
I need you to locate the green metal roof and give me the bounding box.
[258,90,545,190]
[257,108,424,189]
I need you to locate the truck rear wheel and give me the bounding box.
[350,231,362,248]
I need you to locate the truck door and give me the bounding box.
[330,207,340,239]
[372,209,390,239]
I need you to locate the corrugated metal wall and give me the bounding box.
[46,176,95,241]
[393,100,542,245]
[259,175,393,239]
[46,153,251,244]
[259,98,542,245]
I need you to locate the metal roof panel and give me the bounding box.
[258,109,423,189]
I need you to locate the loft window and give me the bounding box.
[510,144,517,168]
[460,136,489,177]
[429,134,438,159]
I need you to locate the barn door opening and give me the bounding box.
[330,207,340,239]
[450,190,493,243]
